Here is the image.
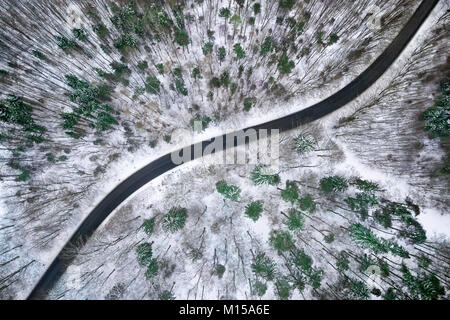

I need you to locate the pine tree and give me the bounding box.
[250,165,280,186]
[145,258,159,279]
[142,218,155,235]
[275,277,291,300]
[293,133,316,154]
[285,208,304,231]
[136,242,153,266]
[159,290,175,300]
[218,8,231,19]
[216,180,241,201]
[251,252,276,281]
[336,251,350,272]
[281,181,299,204]
[319,176,348,193]
[217,46,226,62]
[245,201,264,221]
[401,264,445,300]
[269,230,294,251]
[162,207,187,233]
[145,76,161,94]
[298,194,316,213]
[278,53,295,74]
[279,0,297,10]
[72,28,87,41]
[215,264,226,278]
[202,42,213,55]
[233,43,246,59]
[351,178,380,192]
[251,279,267,297]
[260,37,274,55]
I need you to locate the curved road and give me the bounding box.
[28,0,438,299]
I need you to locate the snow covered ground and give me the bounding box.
[44,1,449,300]
[0,0,448,300]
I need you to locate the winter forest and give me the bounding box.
[0,0,449,300]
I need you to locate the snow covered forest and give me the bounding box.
[0,0,448,300]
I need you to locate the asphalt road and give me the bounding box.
[27,0,439,299]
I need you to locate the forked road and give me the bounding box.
[28,0,438,299]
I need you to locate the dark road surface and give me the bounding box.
[28,0,438,299]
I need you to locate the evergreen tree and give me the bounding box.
[245,201,264,221]
[216,180,241,201]
[294,133,316,154]
[233,43,246,59]
[251,252,276,281]
[145,76,161,94]
[145,258,159,279]
[278,53,295,74]
[174,28,190,46]
[162,207,187,233]
[351,178,380,192]
[275,277,291,300]
[336,251,350,272]
[319,176,348,193]
[251,279,267,297]
[269,230,294,251]
[253,3,261,15]
[279,0,297,10]
[136,242,153,266]
[202,42,213,55]
[159,290,175,300]
[217,46,226,62]
[72,28,87,41]
[142,218,155,235]
[345,192,378,220]
[215,264,226,278]
[298,194,316,213]
[401,264,445,300]
[285,208,304,231]
[55,35,76,51]
[218,8,231,19]
[281,180,299,204]
[260,37,274,55]
[250,165,280,185]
